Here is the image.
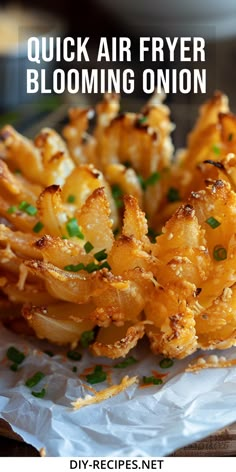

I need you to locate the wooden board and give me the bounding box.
[0,419,23,441]
[172,423,236,456]
[0,419,236,456]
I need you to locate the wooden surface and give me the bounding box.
[172,425,236,456]
[0,419,236,457]
[0,420,39,456]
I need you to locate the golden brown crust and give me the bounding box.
[2,91,236,361]
[90,322,147,359]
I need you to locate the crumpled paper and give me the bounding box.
[1,322,236,457]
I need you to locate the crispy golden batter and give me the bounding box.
[1,91,236,360]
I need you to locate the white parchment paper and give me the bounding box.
[1,322,236,457]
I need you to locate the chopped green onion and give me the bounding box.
[67,194,76,204]
[61,235,68,239]
[159,358,174,369]
[7,205,17,214]
[25,204,37,216]
[14,169,21,174]
[10,364,18,372]
[138,172,161,191]
[85,262,100,273]
[33,221,44,233]
[85,261,111,272]
[64,263,85,272]
[114,356,137,368]
[7,346,25,365]
[167,187,180,203]
[25,371,45,388]
[18,201,28,211]
[205,216,221,229]
[80,330,95,348]
[64,260,110,273]
[94,249,107,262]
[18,201,37,216]
[228,133,233,142]
[212,144,221,155]
[66,217,84,239]
[138,116,148,125]
[213,245,227,261]
[86,365,107,384]
[142,376,163,385]
[112,184,123,209]
[99,261,111,271]
[32,388,46,398]
[145,172,161,188]
[67,350,82,361]
[72,366,77,373]
[84,241,94,254]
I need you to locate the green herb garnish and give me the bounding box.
[66,218,84,239]
[67,194,76,204]
[212,144,221,155]
[18,201,28,211]
[86,365,107,384]
[25,205,37,216]
[72,366,77,373]
[167,187,180,203]
[67,350,82,361]
[142,376,163,385]
[80,330,95,348]
[32,388,46,398]
[159,358,174,369]
[25,371,45,388]
[64,260,110,273]
[145,172,161,188]
[99,261,111,270]
[7,206,17,214]
[114,356,137,368]
[138,116,148,125]
[10,364,18,372]
[33,221,44,233]
[64,263,85,272]
[94,249,107,262]
[18,201,37,216]
[7,346,25,365]
[85,262,100,273]
[84,241,94,254]
[205,216,221,229]
[138,172,161,191]
[213,245,227,261]
[228,133,233,142]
